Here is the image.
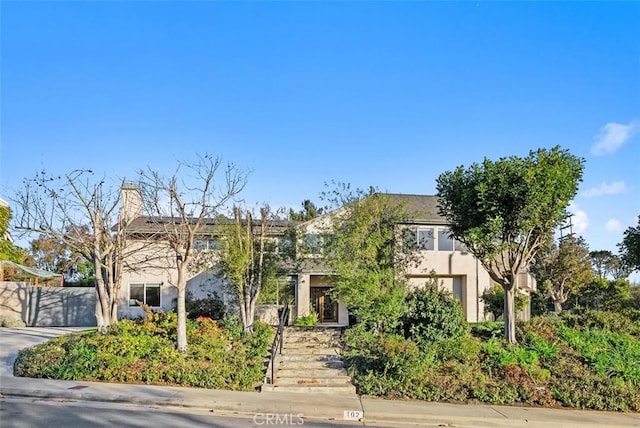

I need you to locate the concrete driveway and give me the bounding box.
[0,327,90,377]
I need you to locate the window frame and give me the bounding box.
[129,282,162,307]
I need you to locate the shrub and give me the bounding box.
[562,310,640,337]
[186,292,226,320]
[13,313,274,391]
[294,311,318,326]
[471,321,504,340]
[0,315,26,327]
[480,284,528,320]
[343,328,428,397]
[402,283,469,347]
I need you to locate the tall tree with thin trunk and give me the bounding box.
[217,206,278,333]
[138,154,246,351]
[531,235,593,313]
[436,146,584,343]
[12,169,134,332]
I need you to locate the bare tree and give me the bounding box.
[138,154,246,351]
[12,169,134,332]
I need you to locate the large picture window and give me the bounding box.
[129,283,161,307]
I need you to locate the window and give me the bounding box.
[302,234,323,255]
[417,228,435,251]
[129,283,161,307]
[194,239,219,250]
[438,228,454,251]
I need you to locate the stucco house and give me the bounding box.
[292,194,536,326]
[117,186,535,323]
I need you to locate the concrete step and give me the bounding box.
[274,375,353,387]
[275,359,344,370]
[279,347,343,356]
[284,338,343,346]
[261,384,356,394]
[275,367,349,377]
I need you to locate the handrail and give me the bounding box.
[266,304,289,385]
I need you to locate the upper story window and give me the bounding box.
[404,227,466,252]
[193,239,220,251]
[417,228,435,251]
[302,234,323,255]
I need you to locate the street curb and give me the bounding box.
[0,387,184,408]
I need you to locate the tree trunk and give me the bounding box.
[94,278,112,333]
[176,284,187,353]
[504,285,517,344]
[243,294,254,333]
[553,300,563,313]
[239,297,248,332]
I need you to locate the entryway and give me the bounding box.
[310,287,338,324]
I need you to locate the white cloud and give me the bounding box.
[605,218,623,233]
[567,202,589,235]
[582,181,629,197]
[591,119,639,155]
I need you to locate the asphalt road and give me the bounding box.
[0,327,88,376]
[0,397,376,428]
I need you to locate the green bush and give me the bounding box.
[343,311,640,411]
[294,311,318,326]
[14,313,274,391]
[402,284,469,347]
[343,327,429,397]
[561,310,640,337]
[186,293,226,320]
[471,321,504,340]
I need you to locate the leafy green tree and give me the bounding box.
[619,215,640,272]
[0,204,27,263]
[589,250,630,280]
[436,146,584,343]
[289,200,323,221]
[323,188,417,334]
[216,206,279,333]
[531,236,593,313]
[480,283,529,319]
[28,234,94,284]
[577,277,632,312]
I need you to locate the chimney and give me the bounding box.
[120,182,143,222]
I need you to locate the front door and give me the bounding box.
[310,287,338,323]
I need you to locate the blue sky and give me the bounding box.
[1,1,639,260]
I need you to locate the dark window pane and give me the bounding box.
[130,284,144,306]
[146,284,161,307]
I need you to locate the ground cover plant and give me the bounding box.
[14,311,273,391]
[344,295,640,412]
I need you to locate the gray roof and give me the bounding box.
[380,193,447,225]
[126,216,295,237]
[124,193,446,237]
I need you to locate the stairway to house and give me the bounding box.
[262,326,356,394]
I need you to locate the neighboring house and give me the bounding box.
[117,186,535,323]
